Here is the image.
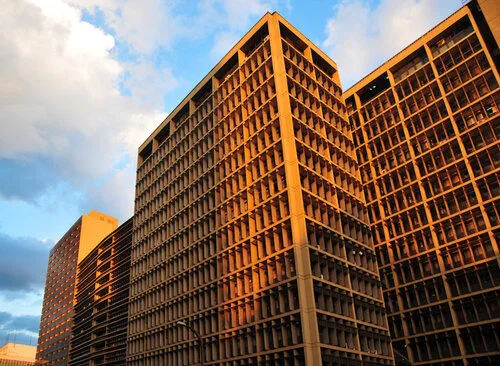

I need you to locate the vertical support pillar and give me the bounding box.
[267,16,322,366]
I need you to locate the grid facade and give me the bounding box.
[69,218,132,366]
[0,359,35,366]
[344,2,500,364]
[37,220,81,365]
[0,343,36,365]
[129,13,392,366]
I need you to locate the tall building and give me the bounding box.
[36,211,118,365]
[129,12,393,366]
[344,0,500,364]
[69,218,132,366]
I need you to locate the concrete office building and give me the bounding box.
[129,12,392,366]
[68,218,132,366]
[344,0,500,364]
[36,211,118,365]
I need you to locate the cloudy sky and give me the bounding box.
[0,0,461,345]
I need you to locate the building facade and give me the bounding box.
[129,12,393,366]
[0,343,36,366]
[68,218,132,366]
[344,0,500,364]
[36,211,118,365]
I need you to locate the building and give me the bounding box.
[36,211,118,365]
[344,0,500,364]
[128,12,393,366]
[0,343,36,366]
[68,218,132,366]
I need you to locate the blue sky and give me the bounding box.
[0,0,461,345]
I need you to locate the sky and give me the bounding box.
[0,0,462,346]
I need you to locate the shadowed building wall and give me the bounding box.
[344,0,500,364]
[128,12,393,366]
[68,218,132,366]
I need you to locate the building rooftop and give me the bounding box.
[0,343,36,363]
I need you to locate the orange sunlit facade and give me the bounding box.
[36,211,117,366]
[68,218,132,366]
[129,12,392,366]
[0,343,36,366]
[344,0,500,364]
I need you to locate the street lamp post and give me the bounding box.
[177,320,204,366]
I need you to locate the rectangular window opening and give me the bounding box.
[346,95,357,113]
[171,103,190,125]
[391,47,429,82]
[154,123,170,146]
[215,53,239,83]
[358,72,391,105]
[138,141,153,164]
[428,16,473,56]
[311,49,335,77]
[279,22,307,53]
[242,23,269,56]
[192,79,213,107]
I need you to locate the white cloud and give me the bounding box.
[71,0,278,60]
[85,163,136,221]
[0,290,44,317]
[70,0,184,54]
[0,0,175,219]
[323,0,461,88]
[1,0,119,157]
[213,0,273,30]
[197,0,277,60]
[108,0,175,53]
[210,31,241,60]
[123,61,178,107]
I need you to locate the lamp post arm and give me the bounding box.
[177,321,204,366]
[185,323,201,341]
